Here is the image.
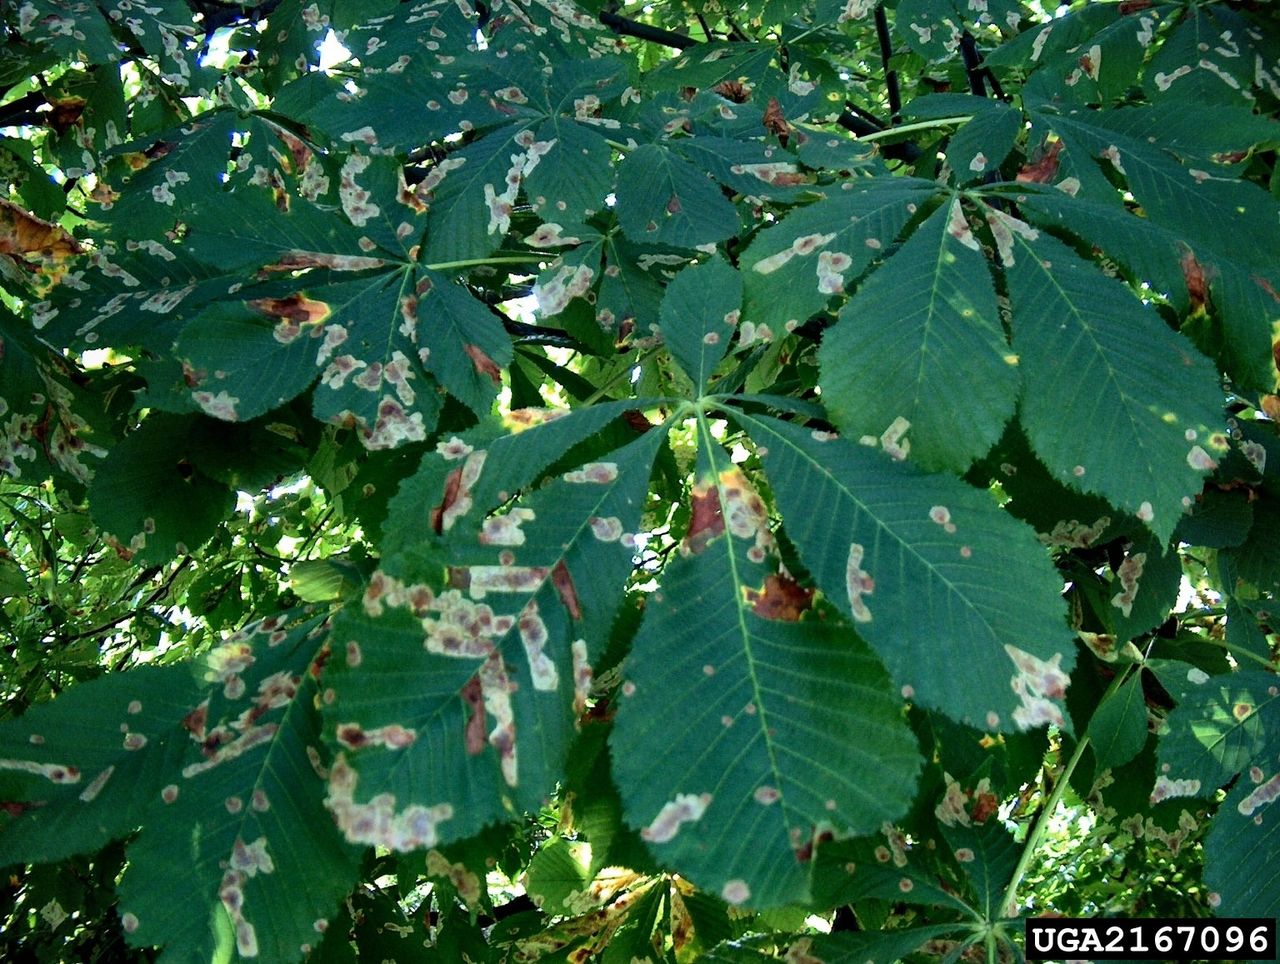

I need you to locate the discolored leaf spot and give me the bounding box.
[431,451,486,534]
[0,198,83,286]
[1016,140,1062,184]
[261,251,389,273]
[461,676,487,756]
[763,97,791,143]
[743,573,813,621]
[845,543,874,623]
[464,343,502,385]
[551,561,582,621]
[683,481,724,555]
[1005,645,1069,730]
[641,792,711,843]
[1181,249,1209,312]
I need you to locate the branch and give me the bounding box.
[873,4,902,121]
[959,31,988,98]
[601,3,920,163]
[599,8,697,50]
[0,90,49,128]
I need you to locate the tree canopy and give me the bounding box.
[1,0,1279,960]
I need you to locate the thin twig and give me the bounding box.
[695,12,716,42]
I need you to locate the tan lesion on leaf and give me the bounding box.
[335,723,417,750]
[718,467,774,562]
[326,753,456,850]
[1111,551,1146,617]
[563,462,618,484]
[518,601,559,691]
[845,543,874,623]
[480,507,535,546]
[1238,771,1280,817]
[641,792,711,842]
[1005,644,1068,730]
[338,153,381,226]
[479,656,518,785]
[1150,774,1200,803]
[423,589,514,658]
[0,758,81,783]
[1038,516,1111,549]
[260,250,389,273]
[571,639,592,715]
[879,416,910,461]
[427,850,483,909]
[468,565,551,598]
[503,406,569,433]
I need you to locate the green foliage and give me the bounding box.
[2,0,1280,960]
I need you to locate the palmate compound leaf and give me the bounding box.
[819,196,1019,473]
[0,610,358,963]
[322,407,667,852]
[736,412,1075,733]
[611,429,923,910]
[1154,670,1280,917]
[998,226,1227,544]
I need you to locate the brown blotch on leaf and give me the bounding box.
[615,317,635,350]
[276,129,312,173]
[431,467,465,535]
[335,724,367,749]
[1257,275,1280,305]
[763,97,792,146]
[623,410,653,434]
[714,79,752,103]
[684,483,725,554]
[47,96,86,134]
[793,826,834,863]
[0,199,83,265]
[970,790,999,824]
[462,676,486,755]
[1117,0,1153,12]
[182,702,209,742]
[464,344,503,385]
[1015,140,1062,184]
[1180,249,1209,313]
[259,250,388,274]
[744,574,813,621]
[248,292,331,326]
[552,561,582,620]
